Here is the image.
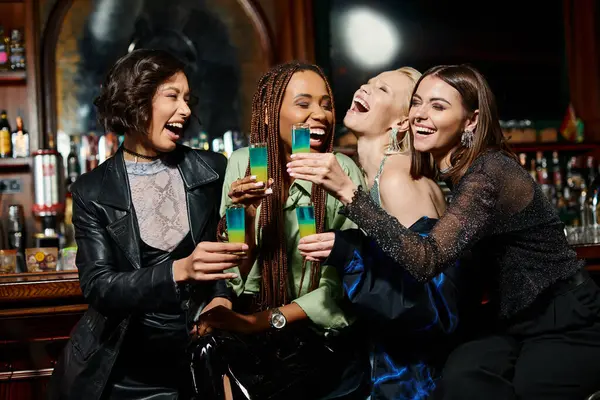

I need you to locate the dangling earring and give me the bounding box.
[461,129,474,148]
[388,127,401,153]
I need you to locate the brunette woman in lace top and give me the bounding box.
[288,64,600,399]
[49,49,246,400]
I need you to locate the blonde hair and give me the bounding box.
[387,66,421,154]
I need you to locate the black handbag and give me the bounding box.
[188,325,355,400]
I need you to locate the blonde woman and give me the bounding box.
[346,67,445,225]
[292,68,466,399]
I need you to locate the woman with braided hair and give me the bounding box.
[195,61,369,399]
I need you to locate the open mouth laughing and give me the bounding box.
[164,121,185,140]
[309,126,328,149]
[413,124,436,137]
[349,95,370,114]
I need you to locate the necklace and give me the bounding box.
[123,147,161,162]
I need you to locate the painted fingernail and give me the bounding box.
[290,154,296,158]
[265,188,273,194]
[254,182,264,187]
[250,175,257,180]
[241,244,249,250]
[230,274,239,279]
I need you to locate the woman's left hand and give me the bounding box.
[298,232,335,262]
[286,153,357,205]
[193,297,233,336]
[198,305,260,334]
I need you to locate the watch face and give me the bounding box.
[271,313,286,329]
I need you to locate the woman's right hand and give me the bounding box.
[228,176,274,210]
[173,242,248,282]
[298,232,335,262]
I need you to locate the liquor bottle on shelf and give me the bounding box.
[79,134,88,174]
[34,215,60,249]
[56,130,71,169]
[535,152,546,183]
[63,192,75,249]
[0,110,12,158]
[86,132,99,171]
[106,132,118,158]
[65,137,80,193]
[232,130,248,150]
[212,138,226,156]
[518,153,527,169]
[550,151,563,207]
[0,217,5,249]
[223,131,234,157]
[535,151,552,202]
[562,157,583,227]
[7,204,26,273]
[574,158,589,228]
[0,25,9,71]
[32,132,65,218]
[98,132,117,163]
[528,159,537,182]
[198,131,210,151]
[9,29,25,71]
[551,152,563,191]
[585,156,600,228]
[586,156,596,188]
[11,116,29,157]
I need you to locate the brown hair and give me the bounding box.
[94,49,186,136]
[409,64,516,184]
[219,61,335,309]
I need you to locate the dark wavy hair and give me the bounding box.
[94,49,186,136]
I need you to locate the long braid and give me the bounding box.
[219,61,336,309]
[259,65,295,308]
[307,66,335,293]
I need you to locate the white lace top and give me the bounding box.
[125,159,190,252]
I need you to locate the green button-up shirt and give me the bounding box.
[220,147,366,330]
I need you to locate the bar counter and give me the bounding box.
[0,245,599,399]
[0,271,85,399]
[574,244,600,272]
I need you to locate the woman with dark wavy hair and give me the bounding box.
[48,49,246,400]
[289,64,600,399]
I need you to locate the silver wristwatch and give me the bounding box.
[269,308,287,329]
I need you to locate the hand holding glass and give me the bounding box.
[226,205,246,244]
[296,203,316,238]
[292,123,311,154]
[249,143,268,183]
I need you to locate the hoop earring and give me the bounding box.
[388,127,401,153]
[461,129,474,148]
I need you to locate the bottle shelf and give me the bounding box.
[509,142,600,153]
[0,70,26,83]
[0,156,31,172]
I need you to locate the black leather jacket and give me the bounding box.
[48,145,231,400]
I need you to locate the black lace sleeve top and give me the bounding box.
[340,150,583,318]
